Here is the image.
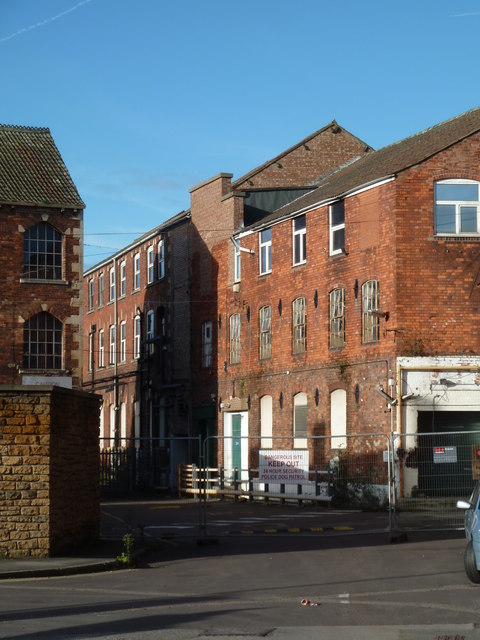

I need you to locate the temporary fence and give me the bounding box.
[393,430,480,531]
[100,436,201,494]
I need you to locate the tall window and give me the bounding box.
[292,297,306,354]
[88,330,94,371]
[120,321,126,363]
[23,312,62,370]
[362,280,380,343]
[147,246,154,284]
[259,305,272,360]
[134,315,141,360]
[23,222,62,280]
[329,288,345,348]
[260,395,273,449]
[98,273,104,307]
[259,228,272,275]
[434,179,480,235]
[202,321,213,368]
[88,279,94,311]
[98,329,104,367]
[234,241,241,282]
[229,313,241,364]
[158,239,165,280]
[294,392,307,439]
[120,261,126,297]
[134,253,140,290]
[292,215,306,265]
[329,200,345,255]
[146,310,154,355]
[109,266,115,302]
[109,325,116,365]
[330,389,347,449]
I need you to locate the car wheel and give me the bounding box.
[464,541,480,584]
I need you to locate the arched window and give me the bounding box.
[260,395,273,448]
[330,389,347,449]
[23,312,62,370]
[23,222,62,280]
[293,392,307,438]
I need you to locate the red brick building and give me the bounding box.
[189,121,372,454]
[82,210,193,477]
[0,125,85,388]
[211,107,480,492]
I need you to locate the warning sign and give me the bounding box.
[433,446,457,464]
[259,450,309,483]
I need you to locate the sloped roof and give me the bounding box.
[0,125,85,209]
[232,120,372,188]
[256,107,480,227]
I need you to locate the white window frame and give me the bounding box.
[362,280,380,343]
[329,200,345,256]
[109,266,115,302]
[292,297,306,354]
[98,272,104,307]
[88,279,94,312]
[134,253,140,290]
[158,239,165,280]
[98,329,104,367]
[147,246,154,284]
[146,309,154,355]
[134,315,141,360]
[259,305,272,360]
[202,321,213,368]
[234,241,241,283]
[119,261,126,297]
[119,320,126,363]
[229,313,241,364]
[434,179,480,235]
[259,228,272,275]
[292,215,306,265]
[329,288,345,348]
[109,325,116,365]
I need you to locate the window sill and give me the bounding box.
[20,278,69,285]
[292,260,306,268]
[432,234,480,242]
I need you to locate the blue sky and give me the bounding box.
[2,0,480,269]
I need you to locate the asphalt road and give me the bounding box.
[0,499,478,640]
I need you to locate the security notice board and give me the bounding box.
[259,450,309,483]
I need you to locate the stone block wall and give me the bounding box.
[0,386,100,558]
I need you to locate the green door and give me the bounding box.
[232,414,242,471]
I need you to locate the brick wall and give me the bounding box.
[0,386,100,558]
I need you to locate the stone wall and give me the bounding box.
[0,386,100,558]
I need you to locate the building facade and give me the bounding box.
[212,107,480,496]
[0,125,85,388]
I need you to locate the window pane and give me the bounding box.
[261,228,271,243]
[461,206,477,233]
[434,204,456,233]
[331,201,345,226]
[436,183,478,202]
[294,215,305,231]
[332,227,345,252]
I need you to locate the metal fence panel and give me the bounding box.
[393,430,480,530]
[100,437,201,495]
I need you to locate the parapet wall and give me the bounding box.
[0,386,100,558]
